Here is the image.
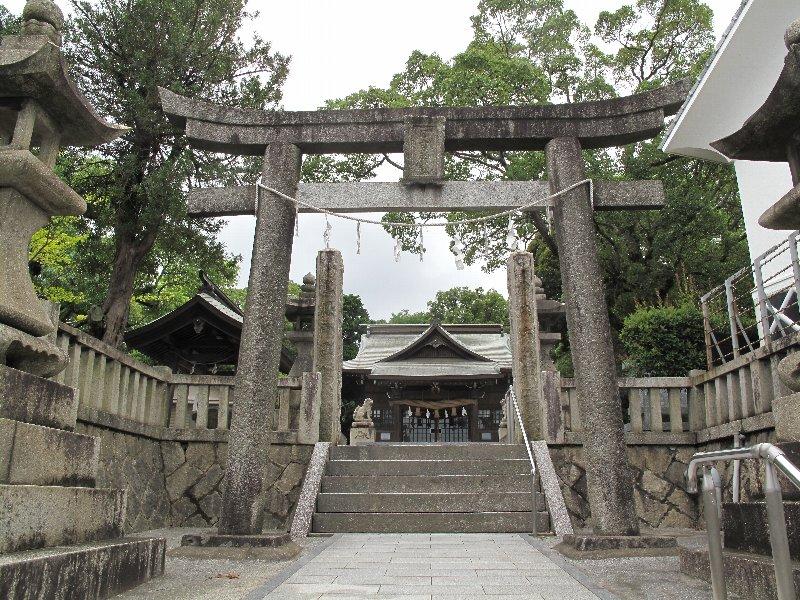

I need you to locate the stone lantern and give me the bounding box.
[285,272,316,376]
[0,0,127,376]
[0,4,164,597]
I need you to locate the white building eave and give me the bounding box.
[662,0,796,163]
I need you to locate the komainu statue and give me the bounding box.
[353,398,374,425]
[350,398,375,446]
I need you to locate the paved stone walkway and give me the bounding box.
[255,533,607,599]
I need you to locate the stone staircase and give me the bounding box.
[312,443,551,534]
[680,443,800,599]
[0,364,165,599]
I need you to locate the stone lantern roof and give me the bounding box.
[711,18,800,230]
[0,0,127,147]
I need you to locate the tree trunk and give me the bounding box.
[101,229,156,347]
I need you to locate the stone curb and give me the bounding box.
[520,534,621,600]
[242,534,338,600]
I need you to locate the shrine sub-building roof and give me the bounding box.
[124,273,294,374]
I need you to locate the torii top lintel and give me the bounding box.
[158,80,690,156]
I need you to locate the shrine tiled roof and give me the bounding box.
[343,323,512,380]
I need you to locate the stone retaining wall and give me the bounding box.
[550,422,780,532]
[549,445,699,530]
[76,412,313,533]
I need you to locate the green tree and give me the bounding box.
[327,0,746,341]
[0,4,20,34]
[388,310,430,325]
[385,287,509,326]
[61,0,289,345]
[428,287,509,326]
[343,294,370,361]
[29,150,240,332]
[620,304,706,376]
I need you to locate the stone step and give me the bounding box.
[680,546,800,600]
[0,417,99,487]
[0,364,77,430]
[330,443,529,461]
[723,501,800,560]
[317,492,542,514]
[0,536,165,600]
[326,458,530,477]
[312,511,549,534]
[320,474,533,494]
[0,484,125,554]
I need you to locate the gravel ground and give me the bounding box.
[538,530,742,600]
[118,529,324,600]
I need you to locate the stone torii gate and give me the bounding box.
[160,81,689,546]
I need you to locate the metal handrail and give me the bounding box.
[505,386,540,536]
[686,443,800,600]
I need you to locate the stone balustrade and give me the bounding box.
[546,331,800,446]
[51,322,319,439]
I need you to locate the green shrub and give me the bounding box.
[620,304,706,377]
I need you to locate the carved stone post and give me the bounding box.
[547,137,640,537]
[219,142,302,535]
[313,249,344,444]
[507,251,543,440]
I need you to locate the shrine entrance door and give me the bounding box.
[399,403,476,442]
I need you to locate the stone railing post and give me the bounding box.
[507,251,543,440]
[542,370,564,442]
[297,371,322,444]
[313,249,344,444]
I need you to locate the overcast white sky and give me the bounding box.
[9,0,738,320]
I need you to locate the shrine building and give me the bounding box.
[343,280,564,443]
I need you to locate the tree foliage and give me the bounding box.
[387,287,508,326]
[620,304,706,376]
[46,0,290,345]
[328,0,747,340]
[0,4,20,34]
[343,294,370,361]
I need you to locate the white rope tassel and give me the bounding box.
[394,238,402,263]
[356,221,361,255]
[419,228,424,262]
[453,238,465,271]
[294,199,300,237]
[323,216,332,249]
[506,216,518,251]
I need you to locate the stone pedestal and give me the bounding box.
[555,533,678,559]
[176,532,300,559]
[774,393,800,441]
[0,364,165,597]
[350,423,376,446]
[498,424,509,442]
[775,354,800,441]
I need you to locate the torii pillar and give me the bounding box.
[219,142,301,536]
[547,137,640,539]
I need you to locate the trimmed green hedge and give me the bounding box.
[620,304,706,377]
